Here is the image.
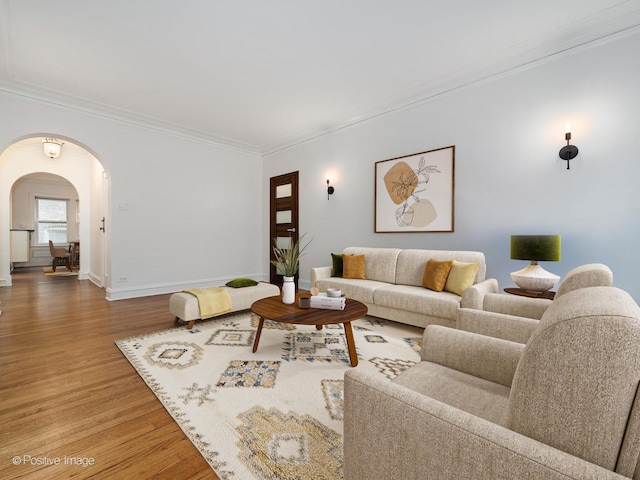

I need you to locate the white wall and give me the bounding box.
[263,31,640,301]
[0,93,264,299]
[2,30,637,301]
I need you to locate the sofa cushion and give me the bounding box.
[444,260,480,295]
[374,284,460,319]
[343,254,366,279]
[396,249,486,287]
[315,277,388,304]
[225,277,259,288]
[393,361,510,425]
[422,259,453,292]
[331,253,344,277]
[343,247,401,284]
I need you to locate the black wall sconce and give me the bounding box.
[559,123,579,170]
[327,179,334,200]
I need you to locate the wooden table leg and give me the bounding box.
[343,321,358,367]
[252,317,265,353]
[316,324,323,330]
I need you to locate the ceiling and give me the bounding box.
[1,1,639,156]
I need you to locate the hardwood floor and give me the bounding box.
[0,268,219,480]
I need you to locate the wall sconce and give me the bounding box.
[327,179,335,200]
[558,123,578,170]
[43,138,64,159]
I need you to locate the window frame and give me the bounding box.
[35,196,70,246]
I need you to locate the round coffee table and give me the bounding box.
[251,294,368,366]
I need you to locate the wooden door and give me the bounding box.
[269,171,299,285]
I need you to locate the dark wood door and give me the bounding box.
[269,171,299,285]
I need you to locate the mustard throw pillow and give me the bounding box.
[444,260,480,295]
[342,254,366,279]
[422,259,453,292]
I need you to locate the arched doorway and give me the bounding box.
[11,172,79,271]
[0,135,110,289]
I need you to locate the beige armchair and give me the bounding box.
[344,286,640,480]
[457,263,613,343]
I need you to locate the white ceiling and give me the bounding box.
[1,1,639,155]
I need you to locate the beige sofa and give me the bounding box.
[310,247,496,329]
[344,286,640,479]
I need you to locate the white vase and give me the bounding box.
[282,276,296,304]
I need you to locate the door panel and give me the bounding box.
[270,172,299,285]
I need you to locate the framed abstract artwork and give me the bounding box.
[375,146,455,233]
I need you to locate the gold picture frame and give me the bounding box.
[375,146,455,233]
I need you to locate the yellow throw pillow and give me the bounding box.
[422,259,453,292]
[342,254,366,279]
[444,260,480,295]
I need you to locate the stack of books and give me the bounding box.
[310,293,346,310]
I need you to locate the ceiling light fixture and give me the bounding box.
[43,138,64,159]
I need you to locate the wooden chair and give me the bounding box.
[68,241,80,270]
[48,240,72,272]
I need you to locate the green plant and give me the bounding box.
[270,233,312,277]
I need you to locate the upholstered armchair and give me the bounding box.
[344,286,640,480]
[457,263,613,343]
[48,240,72,272]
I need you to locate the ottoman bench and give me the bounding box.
[170,282,280,329]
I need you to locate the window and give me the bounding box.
[37,197,68,245]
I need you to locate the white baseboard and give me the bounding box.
[105,273,271,301]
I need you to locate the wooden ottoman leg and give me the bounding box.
[187,320,196,330]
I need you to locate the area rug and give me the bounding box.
[42,266,78,276]
[116,312,422,480]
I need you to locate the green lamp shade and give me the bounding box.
[510,235,561,262]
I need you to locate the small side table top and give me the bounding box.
[504,287,555,300]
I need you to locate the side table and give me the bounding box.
[504,287,555,300]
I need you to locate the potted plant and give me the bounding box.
[270,233,311,303]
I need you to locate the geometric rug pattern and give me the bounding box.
[116,312,422,479]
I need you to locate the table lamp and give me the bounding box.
[510,235,561,292]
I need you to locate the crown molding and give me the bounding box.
[2,1,639,160]
[262,17,640,157]
[0,81,263,157]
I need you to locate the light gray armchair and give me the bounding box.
[344,286,640,480]
[457,263,613,343]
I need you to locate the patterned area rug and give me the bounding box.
[116,312,422,479]
[42,266,78,276]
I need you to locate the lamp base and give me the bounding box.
[510,262,560,293]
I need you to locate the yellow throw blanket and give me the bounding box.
[183,287,233,319]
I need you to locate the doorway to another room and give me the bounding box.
[269,171,299,286]
[0,136,109,289]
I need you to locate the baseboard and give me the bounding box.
[88,272,103,287]
[105,273,271,301]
